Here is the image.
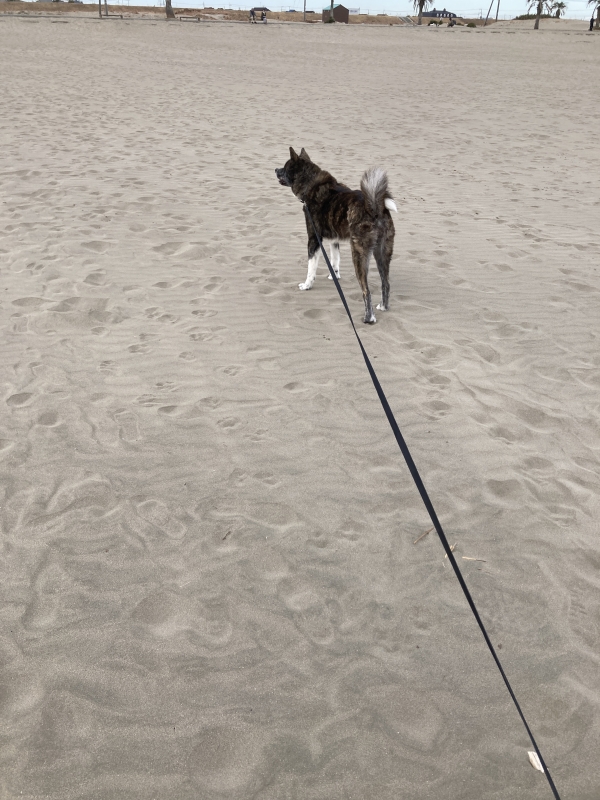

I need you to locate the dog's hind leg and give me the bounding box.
[375,225,394,312]
[351,240,376,324]
[299,240,320,291]
[327,241,341,280]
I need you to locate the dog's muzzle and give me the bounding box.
[275,168,291,187]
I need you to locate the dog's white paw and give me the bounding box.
[328,274,341,281]
[376,303,388,311]
[364,314,376,324]
[298,282,313,291]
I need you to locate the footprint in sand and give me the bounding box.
[23,554,87,631]
[12,297,47,308]
[303,309,327,320]
[84,270,107,286]
[368,686,443,752]
[41,477,115,523]
[113,409,140,442]
[99,360,118,374]
[247,428,268,442]
[188,726,269,794]
[427,374,451,386]
[424,400,451,417]
[81,241,109,253]
[0,439,15,456]
[203,277,224,293]
[284,589,335,646]
[131,590,181,629]
[152,242,182,256]
[216,417,241,431]
[135,395,163,407]
[197,396,221,410]
[218,365,243,377]
[228,468,248,486]
[6,392,34,407]
[283,382,308,393]
[488,425,519,443]
[158,405,179,416]
[179,351,196,361]
[37,412,60,427]
[128,344,150,354]
[486,478,522,500]
[253,471,279,487]
[191,309,218,318]
[135,499,187,540]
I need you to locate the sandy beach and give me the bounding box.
[1,12,599,799]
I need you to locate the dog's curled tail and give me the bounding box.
[361,167,397,216]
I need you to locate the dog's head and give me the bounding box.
[275,147,315,195]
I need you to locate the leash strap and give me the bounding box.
[303,203,561,800]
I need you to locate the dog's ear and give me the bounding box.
[289,147,299,161]
[299,148,311,161]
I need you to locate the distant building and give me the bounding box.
[251,6,271,11]
[422,7,456,17]
[322,3,349,22]
[348,7,360,12]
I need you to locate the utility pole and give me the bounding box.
[303,0,306,20]
[483,0,493,25]
[495,0,500,19]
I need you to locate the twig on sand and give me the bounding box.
[462,557,486,562]
[444,543,457,559]
[413,527,433,545]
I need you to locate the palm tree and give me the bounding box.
[165,0,175,18]
[527,0,552,28]
[552,1,566,15]
[413,0,432,25]
[588,0,600,28]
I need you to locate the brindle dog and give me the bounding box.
[275,147,396,324]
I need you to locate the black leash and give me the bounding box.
[303,203,562,800]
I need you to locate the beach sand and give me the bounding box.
[1,14,599,799]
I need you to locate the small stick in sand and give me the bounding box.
[444,543,457,559]
[462,557,486,562]
[413,527,433,545]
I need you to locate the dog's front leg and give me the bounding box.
[299,239,320,291]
